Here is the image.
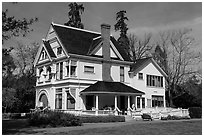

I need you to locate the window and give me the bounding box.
[146,75,163,87]
[56,62,63,80]
[65,60,77,77]
[84,66,94,73]
[138,73,143,80]
[57,47,62,55]
[152,95,164,107]
[55,88,62,109]
[60,62,63,79]
[66,88,76,109]
[47,66,52,80]
[120,66,124,82]
[70,60,77,77]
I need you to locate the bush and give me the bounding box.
[79,115,125,123]
[28,110,82,127]
[2,113,31,119]
[189,107,202,118]
[161,115,191,120]
[141,113,152,120]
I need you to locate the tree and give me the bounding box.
[114,10,129,55]
[128,33,153,62]
[64,2,84,29]
[2,88,17,113]
[153,28,201,107]
[2,9,38,43]
[12,42,39,75]
[2,4,38,113]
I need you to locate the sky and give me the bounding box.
[2,2,202,52]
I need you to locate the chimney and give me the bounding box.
[101,23,112,81]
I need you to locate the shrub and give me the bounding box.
[161,115,191,120]
[189,107,202,118]
[141,113,152,120]
[28,110,82,127]
[79,115,125,123]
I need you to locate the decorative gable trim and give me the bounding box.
[110,41,124,61]
[34,40,52,67]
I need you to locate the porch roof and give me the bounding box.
[80,81,145,95]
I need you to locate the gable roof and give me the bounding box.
[51,23,131,61]
[80,81,144,95]
[129,57,168,77]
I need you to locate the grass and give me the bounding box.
[2,119,202,135]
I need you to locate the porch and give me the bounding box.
[80,81,145,116]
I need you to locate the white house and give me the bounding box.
[33,22,167,115]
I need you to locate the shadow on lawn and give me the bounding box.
[2,119,44,135]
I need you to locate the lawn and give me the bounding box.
[2,119,202,135]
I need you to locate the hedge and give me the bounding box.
[79,115,125,123]
[2,113,31,120]
[161,115,190,120]
[28,110,82,127]
[189,107,202,118]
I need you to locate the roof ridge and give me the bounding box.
[52,22,101,35]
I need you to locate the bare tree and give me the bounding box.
[154,28,201,106]
[128,33,153,62]
[12,42,39,75]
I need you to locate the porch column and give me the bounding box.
[140,97,142,109]
[114,95,118,115]
[128,96,130,109]
[127,96,131,116]
[114,95,117,108]
[135,96,137,109]
[95,95,99,115]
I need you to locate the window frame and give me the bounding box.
[138,73,143,80]
[84,66,95,74]
[120,66,125,82]
[55,88,62,109]
[146,74,163,88]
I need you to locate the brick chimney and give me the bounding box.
[101,23,112,81]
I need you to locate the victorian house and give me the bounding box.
[33,22,167,115]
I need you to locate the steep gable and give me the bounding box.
[129,57,168,77]
[51,23,131,61]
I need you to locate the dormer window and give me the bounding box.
[57,47,62,55]
[138,73,143,80]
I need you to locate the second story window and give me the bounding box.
[70,60,77,77]
[84,66,94,73]
[138,73,143,80]
[65,60,77,77]
[120,66,124,82]
[147,75,163,87]
[57,47,62,55]
[56,62,63,80]
[46,66,52,80]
